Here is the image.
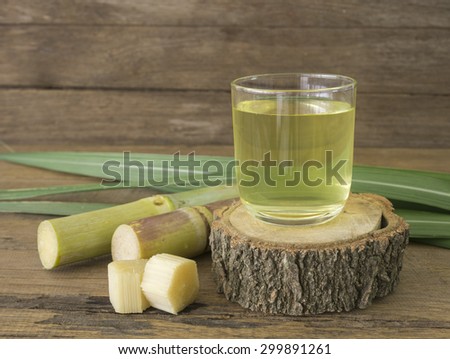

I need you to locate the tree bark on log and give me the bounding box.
[210,193,409,316]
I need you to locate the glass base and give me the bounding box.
[246,204,345,226]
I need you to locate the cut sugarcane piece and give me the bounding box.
[108,259,150,314]
[112,206,211,261]
[111,200,233,261]
[141,254,199,315]
[37,196,175,269]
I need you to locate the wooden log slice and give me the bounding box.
[210,193,409,316]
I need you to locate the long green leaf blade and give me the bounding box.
[397,209,450,239]
[352,165,450,211]
[0,181,185,201]
[0,151,233,175]
[0,201,113,215]
[0,152,234,190]
[0,183,114,200]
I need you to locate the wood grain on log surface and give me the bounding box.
[211,194,409,315]
[0,145,449,338]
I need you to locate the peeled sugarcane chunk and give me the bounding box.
[141,254,199,315]
[108,259,150,314]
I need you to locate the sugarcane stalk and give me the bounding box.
[111,200,233,261]
[37,186,238,269]
[38,195,173,269]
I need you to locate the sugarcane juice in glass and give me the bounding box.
[232,97,355,225]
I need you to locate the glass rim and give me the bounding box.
[231,73,357,94]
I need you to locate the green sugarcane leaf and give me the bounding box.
[351,165,450,211]
[390,200,448,214]
[0,201,114,215]
[0,183,114,200]
[0,152,234,187]
[0,181,184,201]
[396,209,450,239]
[0,152,234,190]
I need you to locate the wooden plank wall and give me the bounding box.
[0,0,449,148]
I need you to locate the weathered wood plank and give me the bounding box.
[1,89,449,147]
[1,221,449,338]
[0,89,233,146]
[0,26,448,94]
[0,240,449,338]
[354,148,450,172]
[1,0,448,28]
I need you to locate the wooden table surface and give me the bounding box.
[1,145,449,339]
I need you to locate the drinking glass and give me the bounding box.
[231,73,356,225]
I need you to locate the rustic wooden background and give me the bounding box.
[1,0,449,148]
[1,0,449,340]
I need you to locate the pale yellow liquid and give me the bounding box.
[233,98,355,224]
